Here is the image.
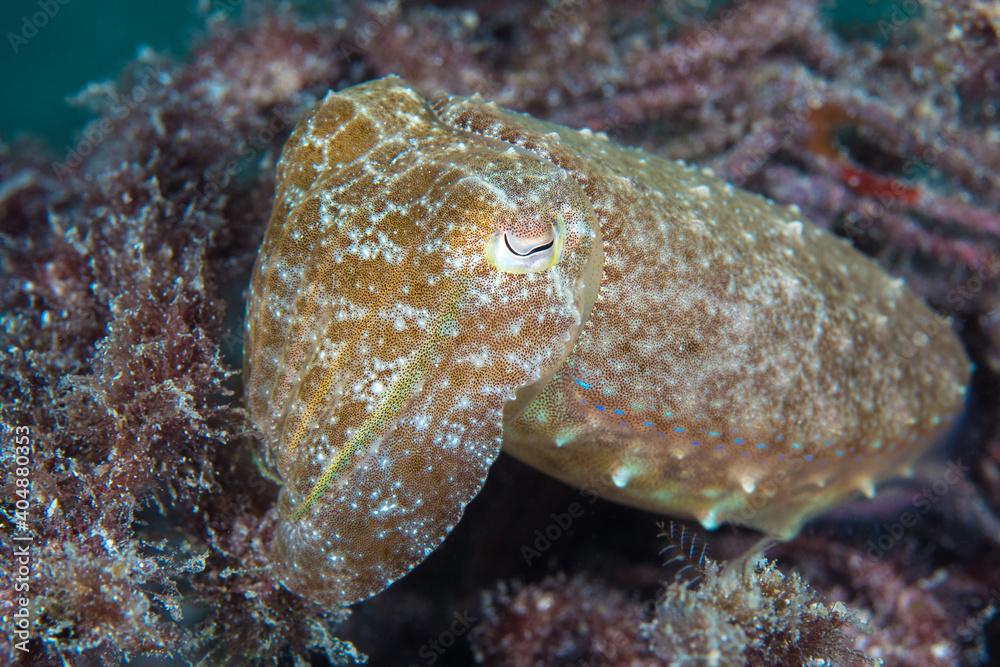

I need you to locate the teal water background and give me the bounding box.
[0,0,911,151]
[1,2,219,149]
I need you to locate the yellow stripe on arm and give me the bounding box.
[281,270,409,459]
[289,281,468,521]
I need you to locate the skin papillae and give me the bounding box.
[244,76,970,607]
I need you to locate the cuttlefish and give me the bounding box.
[244,76,969,606]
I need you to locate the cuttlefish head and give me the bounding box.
[245,82,603,606]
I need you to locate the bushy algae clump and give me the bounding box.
[472,550,870,666]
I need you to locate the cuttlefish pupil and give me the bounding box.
[244,76,970,607]
[488,215,564,274]
[506,234,551,256]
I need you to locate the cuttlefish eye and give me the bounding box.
[487,216,564,274]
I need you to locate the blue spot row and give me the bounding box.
[569,376,865,466]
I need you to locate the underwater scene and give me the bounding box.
[1,0,1000,665]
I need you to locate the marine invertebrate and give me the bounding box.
[244,76,969,606]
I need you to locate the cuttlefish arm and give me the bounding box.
[245,76,969,606]
[245,78,602,605]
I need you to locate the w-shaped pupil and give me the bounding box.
[504,234,554,257]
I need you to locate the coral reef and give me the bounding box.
[1,0,998,664]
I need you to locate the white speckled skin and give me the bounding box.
[244,76,969,606]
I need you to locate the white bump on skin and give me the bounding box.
[699,509,720,530]
[611,465,633,488]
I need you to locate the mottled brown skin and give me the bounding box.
[244,76,970,606]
